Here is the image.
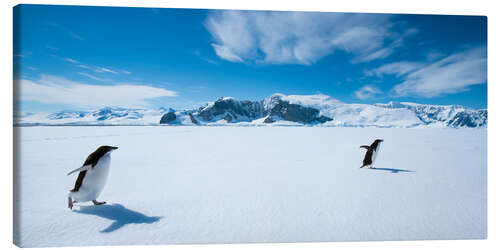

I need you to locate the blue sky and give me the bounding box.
[13,4,487,113]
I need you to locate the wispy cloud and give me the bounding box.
[27,66,38,71]
[64,58,80,63]
[202,58,219,65]
[14,51,32,58]
[353,28,418,63]
[193,50,219,65]
[426,51,446,61]
[368,47,486,97]
[211,43,244,62]
[47,22,84,40]
[365,61,423,77]
[15,74,177,108]
[77,64,91,69]
[205,11,414,65]
[77,72,109,82]
[68,31,83,40]
[95,67,118,74]
[61,58,131,75]
[354,85,382,100]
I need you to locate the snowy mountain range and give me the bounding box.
[15,107,167,126]
[15,94,487,128]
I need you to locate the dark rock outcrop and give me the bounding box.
[159,109,177,124]
[447,109,487,128]
[263,115,274,123]
[223,113,233,122]
[267,99,322,124]
[189,113,199,125]
[316,115,333,123]
[193,95,332,125]
[155,95,486,128]
[198,97,264,121]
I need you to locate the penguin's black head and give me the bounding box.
[97,145,119,153]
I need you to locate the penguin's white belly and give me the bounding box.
[71,154,111,202]
[371,143,382,166]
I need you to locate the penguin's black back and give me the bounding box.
[361,139,383,167]
[370,140,382,149]
[70,146,115,192]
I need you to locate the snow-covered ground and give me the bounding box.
[14,126,487,247]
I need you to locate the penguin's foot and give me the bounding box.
[92,200,106,206]
[68,197,73,210]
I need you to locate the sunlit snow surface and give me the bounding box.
[14,126,486,247]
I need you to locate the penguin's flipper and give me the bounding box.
[67,164,91,176]
[360,145,370,150]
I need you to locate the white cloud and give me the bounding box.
[351,28,418,63]
[212,44,243,62]
[95,67,118,74]
[15,74,177,108]
[205,11,413,65]
[48,22,84,40]
[355,85,382,100]
[206,11,256,62]
[425,51,446,61]
[354,47,393,63]
[62,58,129,75]
[390,47,487,97]
[77,72,108,82]
[77,64,130,75]
[68,31,83,40]
[64,58,80,63]
[365,61,423,77]
[193,50,220,65]
[78,64,91,69]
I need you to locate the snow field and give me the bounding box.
[14,126,486,247]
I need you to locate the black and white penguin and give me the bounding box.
[67,145,118,209]
[359,139,383,169]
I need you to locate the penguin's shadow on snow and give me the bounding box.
[369,168,414,173]
[74,203,162,233]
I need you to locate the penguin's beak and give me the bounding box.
[111,146,118,150]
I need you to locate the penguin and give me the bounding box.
[67,145,118,210]
[359,139,383,169]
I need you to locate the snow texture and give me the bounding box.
[14,126,486,247]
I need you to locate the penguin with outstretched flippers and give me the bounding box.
[360,139,383,169]
[67,145,118,210]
